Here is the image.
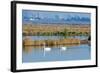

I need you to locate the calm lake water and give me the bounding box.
[22,36,91,63]
[23,36,88,40]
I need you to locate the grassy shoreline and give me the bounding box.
[23,24,90,36]
[23,38,80,46]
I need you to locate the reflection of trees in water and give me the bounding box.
[23,46,44,53]
[23,43,80,53]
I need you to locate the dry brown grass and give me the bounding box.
[23,37,80,46]
[23,24,90,35]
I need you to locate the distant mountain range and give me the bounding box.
[23,15,90,25]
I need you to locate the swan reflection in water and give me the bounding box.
[23,46,68,57]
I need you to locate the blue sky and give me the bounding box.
[22,10,91,24]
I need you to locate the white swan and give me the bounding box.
[44,47,51,51]
[43,47,51,57]
[61,47,67,51]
